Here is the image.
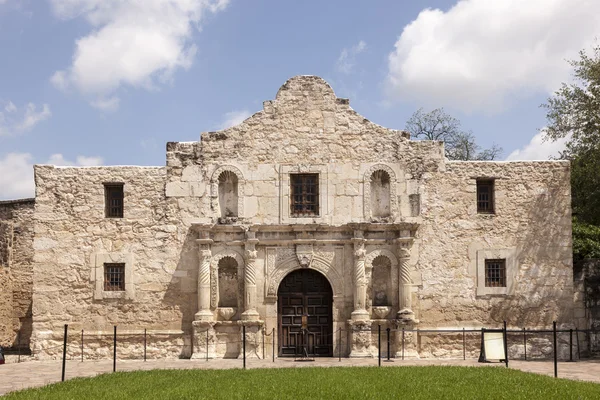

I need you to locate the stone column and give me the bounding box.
[241,232,260,321]
[195,238,213,322]
[351,233,368,321]
[396,244,416,323]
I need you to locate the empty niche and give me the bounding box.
[218,171,238,218]
[218,256,238,307]
[372,255,392,306]
[370,170,391,218]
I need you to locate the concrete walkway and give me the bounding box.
[1,356,600,396]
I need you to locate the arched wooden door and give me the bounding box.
[277,269,333,357]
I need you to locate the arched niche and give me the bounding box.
[210,249,245,310]
[363,164,398,221]
[365,249,398,309]
[210,165,245,219]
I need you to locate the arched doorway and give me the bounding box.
[277,268,333,357]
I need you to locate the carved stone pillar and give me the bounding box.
[351,233,368,321]
[241,232,260,321]
[396,244,416,323]
[195,237,214,322]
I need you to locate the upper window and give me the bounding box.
[104,263,125,291]
[104,183,124,218]
[290,174,319,217]
[484,259,506,287]
[477,179,495,214]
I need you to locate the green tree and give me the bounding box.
[405,108,502,160]
[542,44,600,259]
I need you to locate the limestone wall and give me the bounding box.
[415,161,574,329]
[30,166,199,357]
[0,199,35,349]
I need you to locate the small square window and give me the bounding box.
[104,183,124,218]
[290,174,319,217]
[485,259,506,287]
[477,179,495,214]
[104,263,125,291]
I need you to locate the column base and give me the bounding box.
[240,309,260,321]
[351,309,369,321]
[348,320,374,357]
[191,321,217,359]
[396,308,419,324]
[394,319,420,359]
[237,320,264,359]
[195,309,215,322]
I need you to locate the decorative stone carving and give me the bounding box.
[241,235,260,320]
[372,306,391,319]
[218,307,236,321]
[265,247,342,299]
[296,244,313,268]
[363,164,398,221]
[351,233,369,321]
[396,243,417,323]
[196,243,213,322]
[210,165,245,219]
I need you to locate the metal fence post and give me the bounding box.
[503,321,508,368]
[387,328,391,361]
[553,321,558,378]
[61,324,68,382]
[17,330,21,363]
[243,325,246,370]
[206,330,209,362]
[462,328,466,360]
[523,328,527,360]
[569,329,573,362]
[262,329,265,360]
[81,329,84,362]
[378,325,381,367]
[402,328,405,361]
[113,325,117,373]
[144,329,147,362]
[272,328,275,363]
[576,328,580,359]
[338,327,341,362]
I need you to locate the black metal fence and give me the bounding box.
[3,322,597,382]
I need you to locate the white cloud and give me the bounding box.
[336,40,367,74]
[0,101,51,136]
[0,152,104,200]
[218,109,252,130]
[387,0,600,113]
[90,96,120,112]
[49,0,229,110]
[505,130,569,161]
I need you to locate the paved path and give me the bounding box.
[1,356,600,396]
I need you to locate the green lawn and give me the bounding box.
[6,366,600,400]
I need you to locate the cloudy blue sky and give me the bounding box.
[1,0,598,200]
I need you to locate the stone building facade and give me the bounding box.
[0,199,34,350]
[1,76,582,359]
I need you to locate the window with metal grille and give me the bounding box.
[290,174,319,217]
[104,183,124,218]
[485,259,506,287]
[477,179,495,214]
[104,263,125,291]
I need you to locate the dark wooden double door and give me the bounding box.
[278,269,333,357]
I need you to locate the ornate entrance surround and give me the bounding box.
[191,222,419,358]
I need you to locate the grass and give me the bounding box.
[6,366,600,400]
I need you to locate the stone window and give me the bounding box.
[290,174,319,217]
[104,183,124,218]
[103,263,125,291]
[93,252,135,300]
[474,248,515,296]
[477,179,495,214]
[218,256,238,308]
[370,170,391,218]
[485,259,506,287]
[218,171,238,218]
